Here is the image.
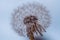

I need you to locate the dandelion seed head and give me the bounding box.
[11,2,51,37]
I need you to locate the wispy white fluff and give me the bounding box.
[11,2,51,37]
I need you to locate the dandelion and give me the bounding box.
[11,2,51,40]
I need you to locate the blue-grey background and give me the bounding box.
[0,0,60,40]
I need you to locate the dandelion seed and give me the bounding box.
[11,2,51,40]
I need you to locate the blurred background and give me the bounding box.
[0,0,60,40]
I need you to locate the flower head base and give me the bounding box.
[11,2,51,40]
[23,15,38,24]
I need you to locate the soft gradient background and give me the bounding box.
[0,0,60,40]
